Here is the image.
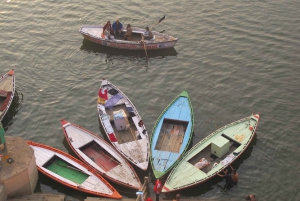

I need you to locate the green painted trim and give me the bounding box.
[0,123,5,144]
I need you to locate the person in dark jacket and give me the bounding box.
[112,19,123,38]
[217,168,233,189]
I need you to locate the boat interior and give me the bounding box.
[155,118,188,152]
[43,155,89,184]
[0,76,13,111]
[188,134,241,174]
[79,140,120,172]
[105,103,141,144]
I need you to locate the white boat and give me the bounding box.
[0,69,15,122]
[97,79,149,171]
[61,119,142,189]
[79,25,178,50]
[162,114,260,192]
[27,141,122,199]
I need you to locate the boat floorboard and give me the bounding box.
[188,142,239,173]
[105,104,136,144]
[45,157,89,184]
[155,121,186,153]
[82,146,119,172]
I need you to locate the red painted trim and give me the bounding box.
[60,119,141,190]
[27,140,122,199]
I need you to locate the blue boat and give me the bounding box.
[150,90,194,179]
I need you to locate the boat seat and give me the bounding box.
[0,90,8,98]
[148,35,155,41]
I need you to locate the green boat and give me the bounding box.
[150,90,194,179]
[162,114,260,192]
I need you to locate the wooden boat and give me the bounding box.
[0,69,15,122]
[79,25,178,50]
[150,90,194,179]
[61,119,142,189]
[27,141,122,199]
[162,114,260,192]
[97,79,149,171]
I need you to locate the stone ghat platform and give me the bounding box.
[0,136,38,200]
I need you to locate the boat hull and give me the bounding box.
[162,114,260,192]
[80,25,178,50]
[27,141,122,199]
[61,119,142,189]
[150,90,194,179]
[0,69,15,122]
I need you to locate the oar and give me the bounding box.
[150,15,165,30]
[141,36,148,61]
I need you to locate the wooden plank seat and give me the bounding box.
[0,92,12,111]
[0,90,8,98]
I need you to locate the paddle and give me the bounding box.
[140,36,148,61]
[150,15,165,30]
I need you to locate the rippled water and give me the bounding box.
[1,0,300,200]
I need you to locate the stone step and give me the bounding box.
[6,193,65,201]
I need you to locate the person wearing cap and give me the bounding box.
[142,26,153,40]
[112,19,123,38]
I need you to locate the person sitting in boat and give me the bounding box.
[102,21,113,37]
[142,26,153,40]
[104,26,114,40]
[194,158,210,169]
[112,19,123,39]
[124,24,132,40]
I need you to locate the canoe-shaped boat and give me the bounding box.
[150,90,194,179]
[162,114,260,192]
[61,119,142,189]
[27,141,122,199]
[0,69,15,122]
[79,25,178,50]
[97,79,149,171]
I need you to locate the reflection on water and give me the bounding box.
[80,39,178,59]
[1,90,22,131]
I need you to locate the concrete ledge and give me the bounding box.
[6,193,65,201]
[0,136,38,198]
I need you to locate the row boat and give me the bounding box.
[150,90,194,179]
[61,119,142,189]
[162,114,260,192]
[79,25,178,50]
[27,141,122,199]
[97,79,149,171]
[0,69,15,122]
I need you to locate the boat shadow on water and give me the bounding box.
[80,39,178,59]
[1,90,22,130]
[162,134,258,198]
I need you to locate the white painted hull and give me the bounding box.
[79,25,178,50]
[61,120,142,189]
[97,80,149,170]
